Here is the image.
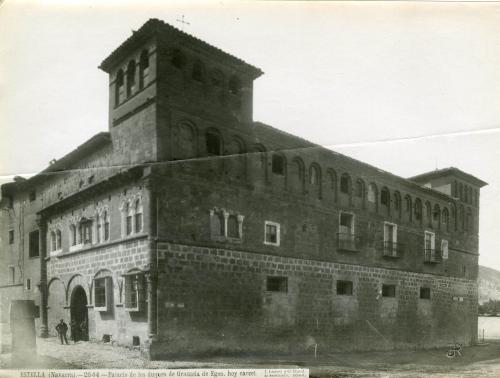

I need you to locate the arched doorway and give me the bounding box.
[70,285,88,342]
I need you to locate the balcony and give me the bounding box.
[424,248,442,264]
[337,233,360,252]
[381,241,404,258]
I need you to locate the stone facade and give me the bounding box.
[0,19,486,357]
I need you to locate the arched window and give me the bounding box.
[70,224,77,246]
[172,49,186,69]
[103,211,110,241]
[433,204,441,229]
[380,187,390,207]
[327,169,337,201]
[414,199,422,224]
[291,158,304,193]
[115,69,124,106]
[96,213,101,243]
[228,76,241,95]
[272,154,285,176]
[126,60,136,97]
[139,50,149,89]
[425,201,432,227]
[50,231,56,252]
[354,179,364,198]
[340,173,351,194]
[56,229,61,250]
[309,165,319,185]
[206,131,222,156]
[393,191,401,218]
[442,207,449,232]
[126,202,133,236]
[192,60,204,82]
[134,199,143,233]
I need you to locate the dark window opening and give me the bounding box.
[26,279,31,290]
[126,60,136,96]
[266,276,287,292]
[172,49,187,69]
[81,220,92,244]
[381,188,390,206]
[420,287,431,299]
[88,175,95,184]
[340,174,350,194]
[339,212,353,234]
[29,191,36,202]
[265,223,278,244]
[125,274,144,310]
[102,334,111,343]
[382,284,396,298]
[95,278,107,308]
[336,280,353,295]
[272,154,285,175]
[206,132,221,155]
[126,215,133,236]
[8,230,14,244]
[227,215,239,238]
[29,230,39,258]
[115,69,124,106]
[34,305,40,318]
[355,181,363,198]
[132,336,140,346]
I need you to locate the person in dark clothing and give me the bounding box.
[80,318,88,341]
[55,319,69,345]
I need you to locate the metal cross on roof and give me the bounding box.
[176,15,191,31]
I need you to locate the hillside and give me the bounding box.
[479,265,500,304]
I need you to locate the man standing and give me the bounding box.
[55,319,69,345]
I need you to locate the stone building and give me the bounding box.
[0,19,487,358]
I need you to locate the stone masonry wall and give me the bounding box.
[47,237,151,347]
[152,241,477,358]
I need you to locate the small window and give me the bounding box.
[272,154,285,175]
[81,220,92,244]
[26,278,31,291]
[266,276,287,292]
[339,212,354,234]
[210,210,225,238]
[29,230,39,258]
[139,49,149,89]
[34,305,40,318]
[354,180,364,198]
[70,224,77,246]
[264,221,280,246]
[124,273,144,311]
[206,132,221,155]
[336,280,353,295]
[88,175,95,184]
[368,184,377,203]
[132,336,140,346]
[420,287,431,299]
[94,277,109,310]
[104,211,110,241]
[134,199,143,233]
[8,229,14,244]
[382,284,396,298]
[115,69,124,106]
[227,215,239,238]
[29,191,36,202]
[309,166,319,185]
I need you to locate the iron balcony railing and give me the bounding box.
[382,241,405,258]
[337,233,360,252]
[424,248,443,264]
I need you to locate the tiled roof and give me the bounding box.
[408,167,487,188]
[99,19,263,78]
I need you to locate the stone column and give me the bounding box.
[146,272,157,338]
[36,215,48,338]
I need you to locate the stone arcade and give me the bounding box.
[0,19,487,358]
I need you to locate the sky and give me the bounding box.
[0,1,499,268]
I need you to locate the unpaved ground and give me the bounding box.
[2,337,500,377]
